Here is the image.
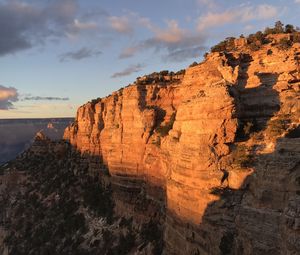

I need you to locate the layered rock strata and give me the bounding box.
[64,43,300,254]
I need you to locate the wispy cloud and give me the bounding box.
[111,64,144,78]
[197,4,278,31]
[164,46,206,62]
[108,15,133,34]
[23,96,69,101]
[59,47,102,62]
[119,46,139,59]
[119,19,206,62]
[197,0,217,9]
[0,85,18,110]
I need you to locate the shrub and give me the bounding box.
[83,179,114,219]
[156,112,176,137]
[176,69,186,75]
[246,31,270,51]
[274,21,284,33]
[232,144,253,168]
[211,40,227,52]
[90,98,101,106]
[114,232,135,254]
[278,37,293,50]
[219,232,234,255]
[243,122,254,136]
[292,32,300,43]
[159,70,169,76]
[189,61,198,67]
[141,220,161,242]
[285,24,296,33]
[268,118,290,137]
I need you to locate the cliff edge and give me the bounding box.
[63,34,300,254]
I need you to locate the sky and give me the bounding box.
[0,0,299,118]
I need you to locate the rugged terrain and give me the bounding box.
[1,32,300,254]
[0,118,73,164]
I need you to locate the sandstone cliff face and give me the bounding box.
[64,43,300,254]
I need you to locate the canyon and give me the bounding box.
[1,34,300,254]
[0,118,73,164]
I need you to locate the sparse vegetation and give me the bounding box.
[141,220,164,254]
[176,69,186,75]
[268,118,290,137]
[90,97,101,107]
[83,176,114,219]
[278,37,293,50]
[210,21,300,53]
[232,144,253,168]
[156,112,176,137]
[211,37,235,52]
[236,119,258,141]
[189,61,198,67]
[2,140,164,254]
[135,69,184,86]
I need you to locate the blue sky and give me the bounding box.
[0,0,299,118]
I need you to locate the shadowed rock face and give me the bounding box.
[63,43,300,254]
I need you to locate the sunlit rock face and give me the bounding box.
[64,42,300,254]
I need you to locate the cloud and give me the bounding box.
[164,46,206,62]
[111,64,144,78]
[197,4,278,31]
[0,85,18,110]
[0,0,102,56]
[154,20,186,44]
[70,19,98,32]
[295,0,300,3]
[119,46,139,59]
[23,96,69,101]
[119,19,206,62]
[108,16,133,34]
[59,47,102,62]
[197,0,217,9]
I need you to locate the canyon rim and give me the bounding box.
[1,29,300,254]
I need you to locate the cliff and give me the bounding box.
[63,39,300,254]
[1,33,300,255]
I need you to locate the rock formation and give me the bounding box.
[1,32,299,255]
[63,37,300,254]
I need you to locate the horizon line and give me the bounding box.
[0,116,75,120]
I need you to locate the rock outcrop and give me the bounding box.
[63,39,300,255]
